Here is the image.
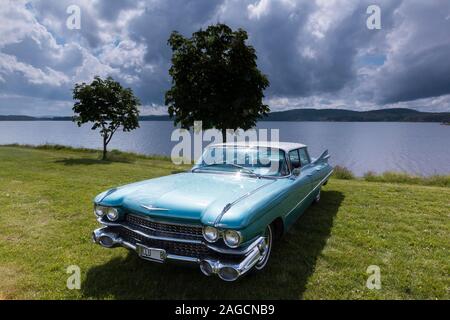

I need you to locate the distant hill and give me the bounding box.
[262,108,450,122]
[0,115,39,121]
[140,115,171,121]
[0,115,73,121]
[1,108,449,122]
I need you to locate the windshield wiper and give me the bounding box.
[192,163,260,177]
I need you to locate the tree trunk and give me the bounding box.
[221,128,227,143]
[102,135,108,160]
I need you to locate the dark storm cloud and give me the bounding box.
[378,43,450,103]
[1,0,450,116]
[373,0,450,104]
[96,0,138,21]
[125,0,224,104]
[207,0,403,98]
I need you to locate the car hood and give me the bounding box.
[96,172,275,225]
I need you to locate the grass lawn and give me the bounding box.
[0,145,448,299]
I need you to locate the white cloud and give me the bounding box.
[247,0,271,20]
[99,40,147,69]
[140,103,168,115]
[73,48,118,83]
[306,0,356,39]
[0,53,69,86]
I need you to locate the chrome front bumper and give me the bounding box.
[92,226,265,281]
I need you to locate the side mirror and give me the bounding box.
[292,167,301,177]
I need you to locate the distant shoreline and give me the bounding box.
[1,107,449,122]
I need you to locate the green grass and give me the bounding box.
[363,171,450,188]
[332,165,449,188]
[333,165,355,180]
[0,145,448,299]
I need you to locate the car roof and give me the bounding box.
[210,141,307,152]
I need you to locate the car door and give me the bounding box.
[299,147,321,187]
[284,149,314,227]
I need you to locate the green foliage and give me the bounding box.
[165,24,270,141]
[1,144,170,162]
[333,167,450,187]
[364,171,450,187]
[333,165,355,180]
[72,76,140,159]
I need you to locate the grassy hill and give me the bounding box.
[0,145,448,299]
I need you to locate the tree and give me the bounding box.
[72,76,140,160]
[165,23,270,142]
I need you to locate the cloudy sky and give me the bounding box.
[0,0,449,116]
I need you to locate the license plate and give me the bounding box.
[137,244,166,263]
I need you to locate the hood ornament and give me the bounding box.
[141,204,169,211]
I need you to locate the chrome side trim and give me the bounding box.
[140,205,169,211]
[99,188,118,202]
[213,179,277,227]
[286,169,334,217]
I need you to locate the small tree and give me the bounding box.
[165,24,270,142]
[72,76,140,160]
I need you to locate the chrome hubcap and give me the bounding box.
[258,239,269,262]
[255,226,272,269]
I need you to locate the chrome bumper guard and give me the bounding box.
[92,227,265,281]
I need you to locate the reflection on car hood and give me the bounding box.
[96,172,275,225]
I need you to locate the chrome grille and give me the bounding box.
[125,214,203,239]
[119,227,210,258]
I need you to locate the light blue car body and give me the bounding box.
[94,142,333,247]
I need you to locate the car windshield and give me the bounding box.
[193,146,289,177]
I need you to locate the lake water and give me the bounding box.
[0,121,449,176]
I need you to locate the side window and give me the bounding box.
[299,148,310,166]
[279,157,289,176]
[289,149,300,169]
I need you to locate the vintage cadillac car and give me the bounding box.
[92,142,333,281]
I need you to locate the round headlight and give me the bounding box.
[106,207,119,221]
[224,230,241,248]
[202,226,219,242]
[94,204,107,217]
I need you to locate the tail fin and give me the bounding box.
[313,149,330,164]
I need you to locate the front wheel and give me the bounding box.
[254,224,273,271]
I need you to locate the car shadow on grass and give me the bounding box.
[81,190,344,299]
